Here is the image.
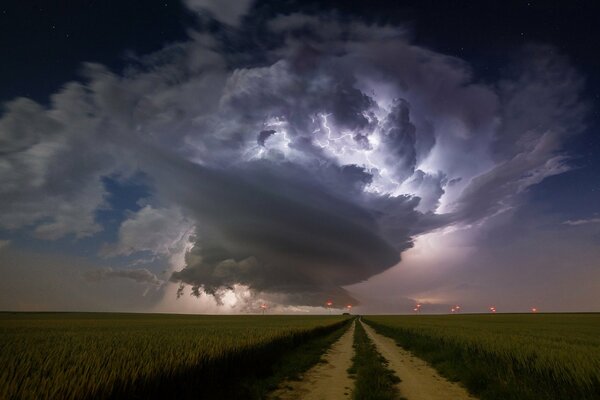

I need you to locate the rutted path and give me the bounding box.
[360,320,478,400]
[269,321,355,400]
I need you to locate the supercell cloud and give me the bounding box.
[0,5,588,309]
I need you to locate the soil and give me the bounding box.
[269,321,356,400]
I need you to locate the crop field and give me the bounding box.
[364,314,600,400]
[0,313,350,400]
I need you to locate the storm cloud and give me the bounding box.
[157,160,417,305]
[0,5,588,309]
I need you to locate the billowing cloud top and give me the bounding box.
[0,9,587,308]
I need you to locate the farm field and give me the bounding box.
[364,314,600,400]
[0,312,350,400]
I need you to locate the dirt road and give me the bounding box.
[360,320,477,400]
[269,322,355,400]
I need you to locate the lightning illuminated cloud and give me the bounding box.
[0,9,587,310]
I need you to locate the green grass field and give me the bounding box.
[364,313,600,400]
[0,313,350,399]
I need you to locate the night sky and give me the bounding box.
[0,0,598,313]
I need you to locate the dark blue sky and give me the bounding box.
[2,1,599,101]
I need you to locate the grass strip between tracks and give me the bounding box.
[348,319,402,400]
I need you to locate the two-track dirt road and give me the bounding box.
[270,319,477,400]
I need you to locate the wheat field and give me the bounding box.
[0,313,349,399]
[364,313,600,400]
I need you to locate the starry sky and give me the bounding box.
[0,0,598,313]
